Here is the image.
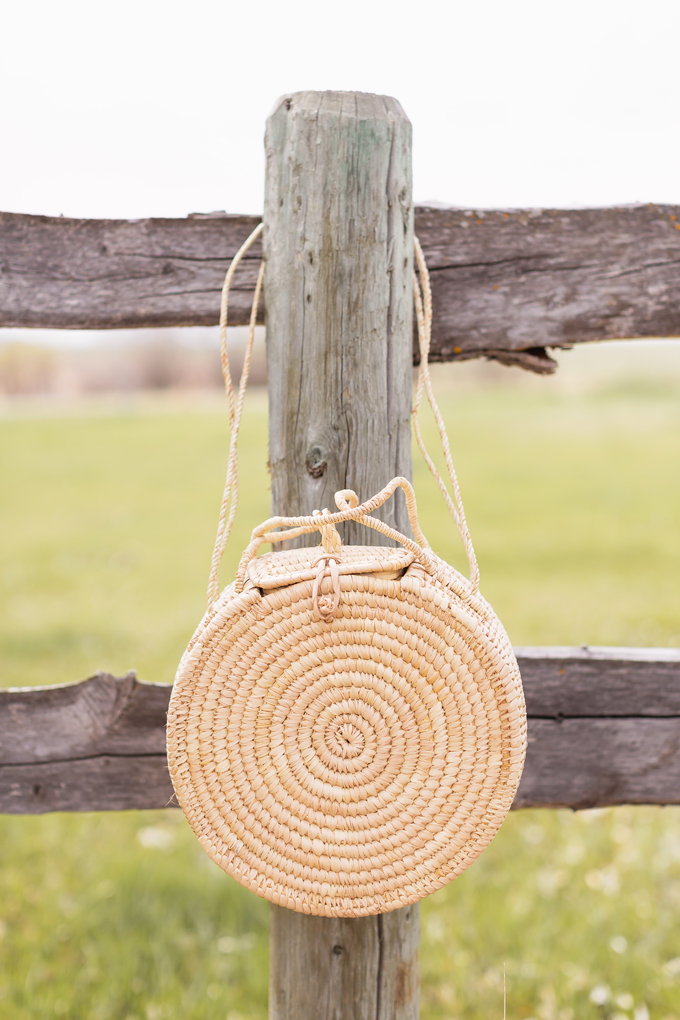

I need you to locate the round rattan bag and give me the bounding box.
[166,229,527,918]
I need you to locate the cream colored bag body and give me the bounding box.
[166,230,527,918]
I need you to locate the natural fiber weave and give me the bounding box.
[166,228,527,917]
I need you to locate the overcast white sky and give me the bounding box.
[2,0,679,220]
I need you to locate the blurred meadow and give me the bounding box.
[0,337,679,1019]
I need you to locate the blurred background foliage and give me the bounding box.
[0,337,679,1019]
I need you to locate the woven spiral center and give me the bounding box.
[324,719,367,760]
[294,681,396,786]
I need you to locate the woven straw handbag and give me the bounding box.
[167,228,527,918]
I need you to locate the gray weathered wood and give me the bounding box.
[517,645,680,717]
[416,204,680,371]
[4,204,680,372]
[0,210,263,330]
[514,646,680,809]
[1,755,173,813]
[515,717,680,810]
[270,902,419,1020]
[2,647,680,813]
[0,672,175,813]
[263,90,418,1020]
[0,670,168,762]
[264,91,414,546]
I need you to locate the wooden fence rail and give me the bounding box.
[2,646,679,816]
[3,204,680,373]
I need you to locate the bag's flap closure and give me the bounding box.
[247,545,415,591]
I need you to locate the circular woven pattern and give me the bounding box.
[167,552,526,917]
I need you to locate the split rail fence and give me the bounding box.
[1,203,680,815]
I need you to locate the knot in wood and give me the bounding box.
[305,446,327,479]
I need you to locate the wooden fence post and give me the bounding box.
[264,91,419,1020]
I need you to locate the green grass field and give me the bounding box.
[1,344,680,1019]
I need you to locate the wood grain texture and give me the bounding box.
[0,672,175,813]
[264,91,414,545]
[417,204,680,367]
[0,210,262,329]
[1,648,680,813]
[0,670,168,763]
[269,902,419,1020]
[1,755,173,813]
[514,646,680,809]
[4,204,680,372]
[515,718,680,810]
[263,90,419,1020]
[517,645,680,717]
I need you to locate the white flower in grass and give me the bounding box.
[217,933,257,954]
[663,956,680,977]
[589,984,610,1005]
[585,865,620,895]
[137,824,175,851]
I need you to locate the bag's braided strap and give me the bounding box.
[412,236,479,591]
[207,227,480,607]
[207,223,264,607]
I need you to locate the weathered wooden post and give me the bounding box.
[264,92,420,1019]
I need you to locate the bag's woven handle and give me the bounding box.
[233,476,467,596]
[235,477,425,585]
[207,226,480,608]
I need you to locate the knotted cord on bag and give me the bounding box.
[207,226,480,605]
[311,509,343,619]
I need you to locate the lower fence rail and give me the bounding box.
[1,646,680,814]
